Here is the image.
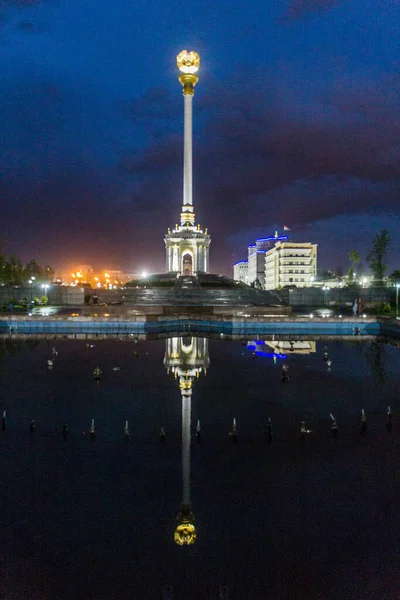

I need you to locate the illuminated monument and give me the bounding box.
[164,51,211,276]
[164,336,209,545]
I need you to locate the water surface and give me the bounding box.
[0,337,399,599]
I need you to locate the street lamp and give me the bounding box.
[28,276,36,303]
[395,283,400,318]
[322,285,330,306]
[42,284,49,304]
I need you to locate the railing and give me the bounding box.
[0,316,395,338]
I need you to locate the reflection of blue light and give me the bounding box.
[256,352,287,359]
[247,345,286,358]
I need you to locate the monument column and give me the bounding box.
[164,51,210,275]
[177,50,199,228]
[183,92,193,207]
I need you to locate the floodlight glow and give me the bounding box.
[141,271,148,278]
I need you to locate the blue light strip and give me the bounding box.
[256,236,289,242]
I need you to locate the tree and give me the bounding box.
[319,269,335,281]
[347,249,360,281]
[24,259,43,281]
[388,270,400,285]
[5,255,24,285]
[366,230,391,285]
[0,238,7,284]
[43,264,55,281]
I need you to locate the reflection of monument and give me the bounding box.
[164,336,209,545]
[164,51,211,276]
[248,340,316,355]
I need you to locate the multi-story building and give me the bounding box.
[264,241,317,290]
[233,235,288,288]
[233,261,249,284]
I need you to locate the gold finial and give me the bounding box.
[177,50,199,95]
[176,50,200,74]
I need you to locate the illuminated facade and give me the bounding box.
[233,235,289,288]
[164,336,209,545]
[164,50,211,276]
[264,241,317,290]
[233,261,248,284]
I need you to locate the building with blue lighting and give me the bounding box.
[233,235,289,288]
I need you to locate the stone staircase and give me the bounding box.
[121,286,284,307]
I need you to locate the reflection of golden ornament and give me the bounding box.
[174,523,197,546]
[174,504,196,546]
[176,50,200,74]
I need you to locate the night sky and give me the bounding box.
[0,0,399,276]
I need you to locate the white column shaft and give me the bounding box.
[183,94,193,207]
[182,392,191,504]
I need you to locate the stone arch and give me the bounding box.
[182,252,193,276]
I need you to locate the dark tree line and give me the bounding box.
[0,243,54,285]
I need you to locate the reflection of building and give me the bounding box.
[248,339,316,355]
[164,336,209,545]
[264,241,317,290]
[164,51,211,276]
[266,340,316,354]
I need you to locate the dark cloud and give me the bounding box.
[16,18,46,32]
[120,88,175,121]
[120,73,399,242]
[284,0,343,20]
[0,0,48,33]
[3,1,40,6]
